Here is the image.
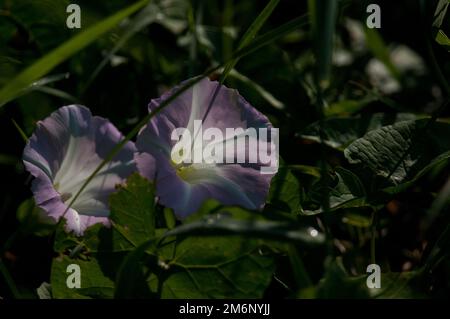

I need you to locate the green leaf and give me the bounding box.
[81,224,133,253]
[329,167,366,209]
[301,113,417,151]
[51,254,122,299]
[109,173,155,246]
[303,167,368,215]
[344,119,450,185]
[0,0,149,107]
[53,174,156,254]
[157,236,275,298]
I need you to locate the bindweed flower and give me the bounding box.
[135,77,278,218]
[23,105,136,236]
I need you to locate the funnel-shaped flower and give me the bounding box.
[23,105,136,235]
[135,77,278,218]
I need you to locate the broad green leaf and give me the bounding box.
[109,173,156,247]
[0,0,149,107]
[301,113,417,151]
[329,167,366,209]
[157,236,275,298]
[54,174,156,254]
[82,224,135,253]
[344,119,450,185]
[51,254,123,299]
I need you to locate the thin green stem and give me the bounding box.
[11,119,28,143]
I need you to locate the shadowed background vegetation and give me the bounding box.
[0,0,449,299]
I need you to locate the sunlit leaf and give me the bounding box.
[109,173,156,246]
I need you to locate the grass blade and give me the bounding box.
[234,15,309,61]
[310,0,338,89]
[221,0,280,82]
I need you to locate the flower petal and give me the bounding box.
[135,77,277,218]
[23,105,136,235]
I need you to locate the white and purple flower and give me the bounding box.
[22,105,136,236]
[135,77,278,218]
